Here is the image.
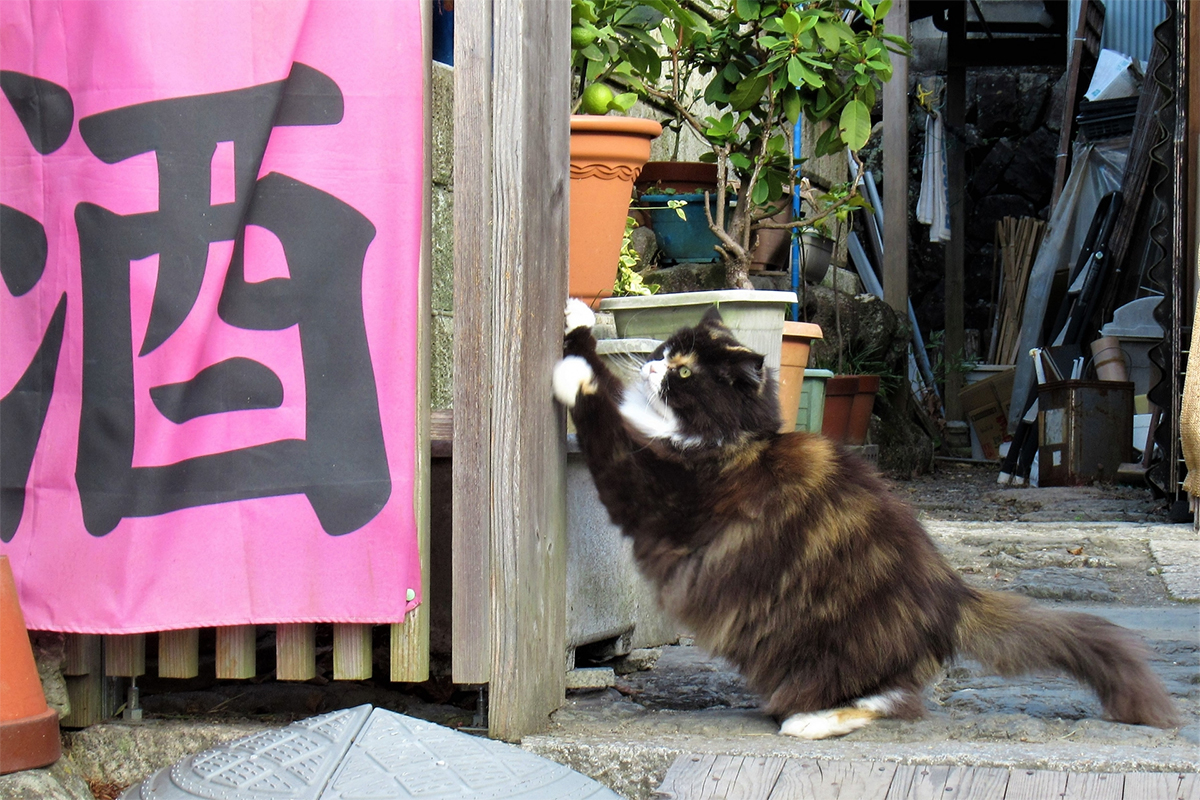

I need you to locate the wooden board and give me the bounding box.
[104,633,145,677]
[216,625,257,679]
[158,629,199,679]
[656,757,1181,800]
[881,0,909,315]
[333,623,372,681]
[450,0,494,687]
[1003,769,1069,800]
[390,0,432,684]
[943,1,966,421]
[484,0,570,741]
[1050,0,1105,211]
[1062,772,1124,800]
[275,623,315,681]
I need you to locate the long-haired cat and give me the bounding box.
[553,299,1180,739]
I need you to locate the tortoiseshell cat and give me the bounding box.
[553,299,1179,739]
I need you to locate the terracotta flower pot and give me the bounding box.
[0,556,61,775]
[821,375,860,442]
[634,161,718,194]
[570,116,662,307]
[846,374,881,446]
[777,321,823,432]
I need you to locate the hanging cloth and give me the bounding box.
[916,111,951,243]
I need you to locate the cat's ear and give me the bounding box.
[700,306,725,327]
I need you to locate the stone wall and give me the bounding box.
[431,63,454,409]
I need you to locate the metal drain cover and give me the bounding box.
[122,705,620,799]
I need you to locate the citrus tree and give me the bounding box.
[573,0,909,289]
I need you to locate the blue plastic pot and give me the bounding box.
[639,193,733,264]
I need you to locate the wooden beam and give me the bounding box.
[104,634,145,677]
[215,625,257,679]
[882,0,909,316]
[944,0,966,421]
[334,623,373,681]
[485,0,571,740]
[158,629,199,679]
[62,634,104,728]
[275,623,315,681]
[451,0,494,686]
[391,0,433,685]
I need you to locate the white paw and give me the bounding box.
[553,356,596,408]
[779,709,874,740]
[565,298,596,334]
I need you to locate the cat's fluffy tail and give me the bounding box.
[955,590,1181,728]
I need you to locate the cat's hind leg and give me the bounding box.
[778,689,916,740]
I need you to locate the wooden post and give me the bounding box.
[158,629,199,679]
[454,0,570,739]
[944,2,966,422]
[451,0,494,687]
[104,634,145,677]
[390,0,433,686]
[216,625,257,679]
[275,623,315,681]
[62,633,104,728]
[334,623,373,680]
[882,0,909,316]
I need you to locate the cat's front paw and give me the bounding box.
[553,356,596,408]
[565,298,596,335]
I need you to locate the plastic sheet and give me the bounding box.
[1006,140,1129,430]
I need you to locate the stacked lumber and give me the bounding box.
[990,216,1046,365]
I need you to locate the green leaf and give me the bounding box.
[782,84,801,125]
[660,21,678,48]
[814,122,843,156]
[859,0,876,21]
[581,43,604,61]
[703,73,729,105]
[736,0,761,20]
[729,73,769,111]
[729,152,753,170]
[838,98,871,151]
[876,0,893,19]
[611,92,638,111]
[787,56,804,86]
[698,151,718,163]
[781,9,802,34]
[798,64,824,88]
[585,58,605,82]
[811,21,840,50]
[751,178,770,205]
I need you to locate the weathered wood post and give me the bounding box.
[452,0,571,740]
[882,0,909,316]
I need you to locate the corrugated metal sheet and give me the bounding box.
[1067,0,1168,64]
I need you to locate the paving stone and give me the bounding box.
[121,705,620,799]
[1008,567,1117,602]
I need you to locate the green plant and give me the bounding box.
[571,0,698,114]
[613,216,661,296]
[604,0,910,288]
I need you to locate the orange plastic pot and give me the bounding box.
[570,116,662,307]
[821,375,859,442]
[777,321,823,432]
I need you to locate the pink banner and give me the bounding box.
[0,1,424,633]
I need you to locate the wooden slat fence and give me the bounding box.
[655,756,1200,800]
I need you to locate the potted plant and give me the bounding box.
[609,0,909,289]
[569,1,695,306]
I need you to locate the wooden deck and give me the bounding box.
[654,755,1198,800]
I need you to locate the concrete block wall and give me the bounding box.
[431,62,454,410]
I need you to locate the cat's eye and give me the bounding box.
[677,366,692,378]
